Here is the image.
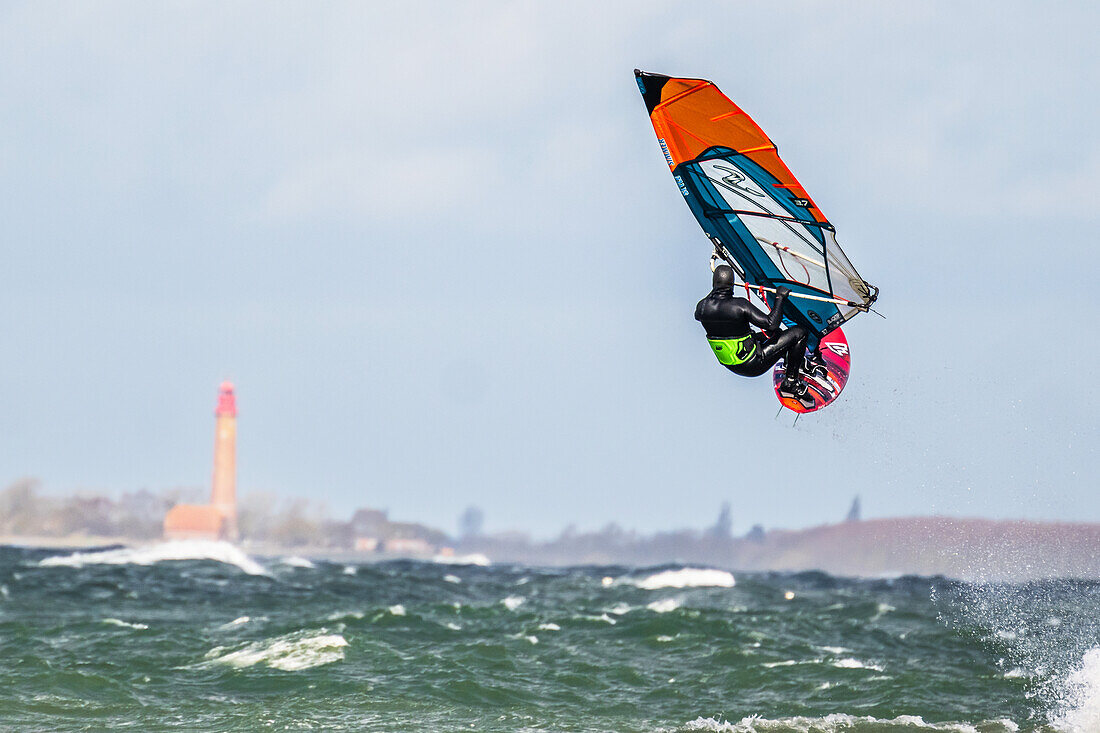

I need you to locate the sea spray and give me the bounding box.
[1052,647,1100,732]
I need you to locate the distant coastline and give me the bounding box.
[9,516,1100,583]
[453,516,1100,582]
[0,535,133,549]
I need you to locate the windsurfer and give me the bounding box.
[695,264,818,407]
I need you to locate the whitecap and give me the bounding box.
[870,602,896,620]
[606,602,632,615]
[443,574,462,584]
[431,553,490,566]
[501,596,525,611]
[388,604,406,616]
[682,713,1010,731]
[538,623,561,631]
[205,631,348,671]
[832,658,885,672]
[278,556,315,569]
[326,611,364,622]
[647,598,681,614]
[102,618,148,630]
[39,540,267,576]
[627,568,734,590]
[218,616,253,629]
[342,565,357,575]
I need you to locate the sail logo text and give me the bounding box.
[658,139,674,167]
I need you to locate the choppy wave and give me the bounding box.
[4,550,1097,731]
[38,540,267,575]
[679,715,1020,732]
[101,618,148,630]
[628,568,736,589]
[205,631,348,671]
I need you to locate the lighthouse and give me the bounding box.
[210,381,238,539]
[163,382,240,541]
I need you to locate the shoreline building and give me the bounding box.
[163,382,239,541]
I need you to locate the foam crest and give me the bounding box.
[1053,647,1100,732]
[102,618,148,630]
[38,540,267,575]
[647,598,682,613]
[206,631,348,671]
[681,714,1016,732]
[832,658,885,672]
[218,616,252,630]
[278,556,315,569]
[629,568,735,590]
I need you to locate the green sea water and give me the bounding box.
[1,542,1097,731]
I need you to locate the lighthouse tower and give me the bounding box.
[211,381,238,540]
[163,381,241,541]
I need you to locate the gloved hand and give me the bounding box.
[775,285,791,299]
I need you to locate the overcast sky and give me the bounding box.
[2,1,1097,538]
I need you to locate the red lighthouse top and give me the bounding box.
[215,381,237,417]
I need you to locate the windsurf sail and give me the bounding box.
[635,70,877,346]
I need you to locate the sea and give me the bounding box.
[1,541,1098,732]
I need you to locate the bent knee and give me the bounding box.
[787,325,809,342]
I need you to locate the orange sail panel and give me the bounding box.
[642,74,827,225]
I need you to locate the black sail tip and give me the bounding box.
[634,69,671,115]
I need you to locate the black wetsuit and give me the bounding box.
[694,286,808,381]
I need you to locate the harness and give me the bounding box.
[707,334,757,366]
